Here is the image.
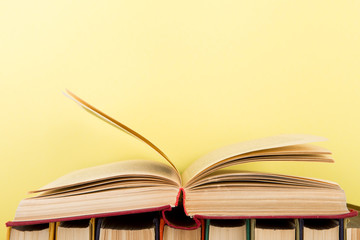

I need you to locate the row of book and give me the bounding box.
[7,209,360,240]
[7,92,360,240]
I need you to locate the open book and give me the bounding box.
[7,91,352,227]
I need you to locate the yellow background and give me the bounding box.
[1,0,360,236]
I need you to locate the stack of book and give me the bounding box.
[7,212,360,240]
[6,91,359,240]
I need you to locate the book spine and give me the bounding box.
[159,218,165,240]
[54,222,60,240]
[6,227,11,240]
[339,218,344,240]
[49,222,55,240]
[201,219,205,240]
[246,219,251,240]
[161,208,202,230]
[161,189,202,230]
[90,218,96,240]
[94,218,103,240]
[204,219,210,240]
[298,219,304,240]
[154,216,160,240]
[250,219,255,240]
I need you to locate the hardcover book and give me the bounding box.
[7,91,354,229]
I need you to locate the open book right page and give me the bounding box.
[181,134,331,187]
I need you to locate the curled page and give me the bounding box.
[64,90,181,181]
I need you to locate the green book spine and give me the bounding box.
[246,219,250,240]
[205,219,210,240]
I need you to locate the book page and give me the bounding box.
[186,170,340,190]
[33,159,181,193]
[64,90,181,181]
[182,134,329,186]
